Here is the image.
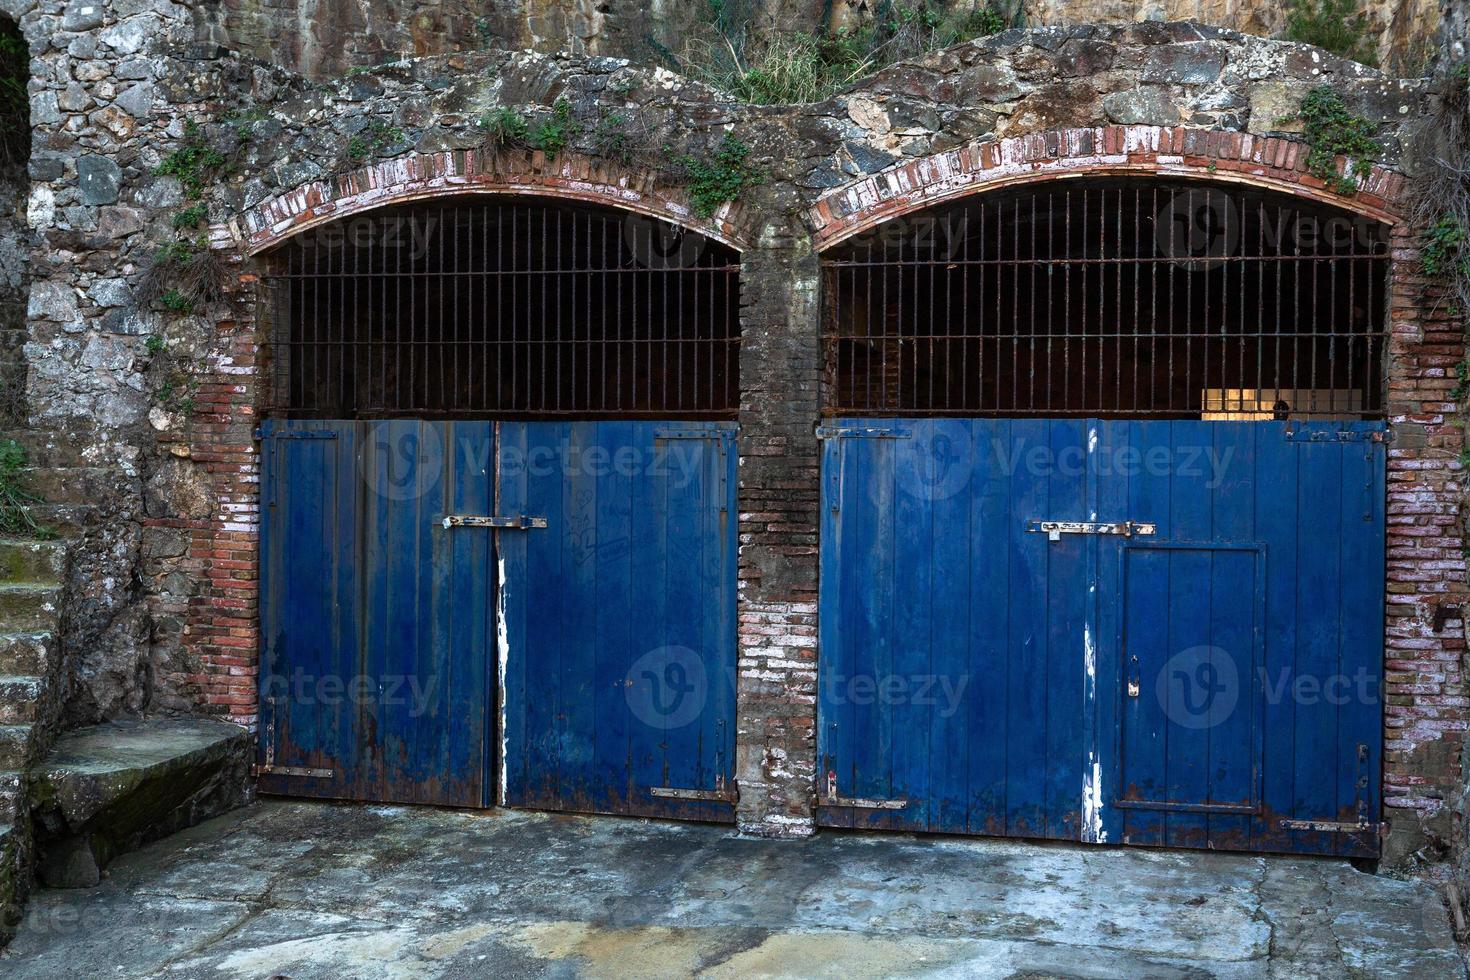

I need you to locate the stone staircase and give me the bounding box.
[0,427,93,940]
[0,535,65,940]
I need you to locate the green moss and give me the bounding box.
[674,135,762,218]
[529,99,581,161]
[1297,86,1378,194]
[156,122,230,199]
[477,106,530,149]
[171,203,208,229]
[1422,214,1468,280]
[346,121,405,162]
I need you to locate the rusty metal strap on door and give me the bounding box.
[442,515,547,530]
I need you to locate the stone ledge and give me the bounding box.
[28,717,250,888]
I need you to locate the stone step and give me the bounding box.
[0,632,53,676]
[0,725,31,771]
[0,677,42,725]
[0,430,97,470]
[0,771,20,820]
[0,539,65,584]
[19,503,95,539]
[20,466,133,508]
[0,585,59,632]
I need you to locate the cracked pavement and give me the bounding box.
[0,799,1464,978]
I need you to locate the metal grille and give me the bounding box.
[821,178,1391,419]
[263,197,741,418]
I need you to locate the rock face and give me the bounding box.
[189,0,1453,80]
[29,717,251,888]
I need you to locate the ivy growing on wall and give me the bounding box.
[0,18,26,167]
[1296,86,1379,195]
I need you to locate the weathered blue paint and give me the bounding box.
[261,419,738,818]
[259,419,494,807]
[818,418,1384,857]
[499,421,738,820]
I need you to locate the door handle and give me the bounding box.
[441,515,548,529]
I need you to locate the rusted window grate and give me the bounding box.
[261,197,741,418]
[821,178,1391,419]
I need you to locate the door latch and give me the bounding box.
[442,515,548,530]
[1026,520,1157,542]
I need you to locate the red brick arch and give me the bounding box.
[220,149,754,255]
[808,124,1405,249]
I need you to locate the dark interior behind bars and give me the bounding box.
[822,178,1391,418]
[264,197,742,418]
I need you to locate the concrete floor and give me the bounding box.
[0,800,1463,979]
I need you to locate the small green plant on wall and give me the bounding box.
[1295,86,1378,195]
[673,134,763,218]
[0,440,51,538]
[347,120,405,161]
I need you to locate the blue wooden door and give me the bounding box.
[498,421,738,820]
[258,419,494,807]
[818,418,1384,856]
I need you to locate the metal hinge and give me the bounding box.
[254,428,337,441]
[442,515,548,530]
[815,425,911,440]
[650,777,738,804]
[1026,520,1157,542]
[252,762,334,779]
[1278,818,1387,835]
[821,772,908,810]
[654,425,737,441]
[1283,425,1388,444]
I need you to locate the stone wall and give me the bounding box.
[190,0,1453,81]
[1,0,1462,858]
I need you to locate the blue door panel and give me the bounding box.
[819,418,1384,857]
[259,419,492,808]
[499,421,738,820]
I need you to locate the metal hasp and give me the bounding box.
[442,515,548,530]
[650,778,738,804]
[1026,520,1157,542]
[821,772,908,810]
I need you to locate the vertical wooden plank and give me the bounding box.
[853,434,897,827]
[967,419,1011,835]
[591,421,636,812]
[818,428,857,829]
[1006,418,1050,837]
[890,421,936,830]
[1092,419,1128,846]
[1334,429,1386,856]
[627,423,670,808]
[1255,421,1300,852]
[1043,418,1087,839]
[1120,421,1172,846]
[927,421,973,833]
[1293,436,1343,855]
[498,420,532,807]
[1203,423,1257,848]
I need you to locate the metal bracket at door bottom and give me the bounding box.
[1278,818,1387,835]
[820,772,908,810]
[1027,520,1157,542]
[651,777,738,804]
[254,703,333,779]
[442,515,548,530]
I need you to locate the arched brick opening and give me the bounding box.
[807,125,1406,249]
[223,149,755,258]
[187,160,751,735]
